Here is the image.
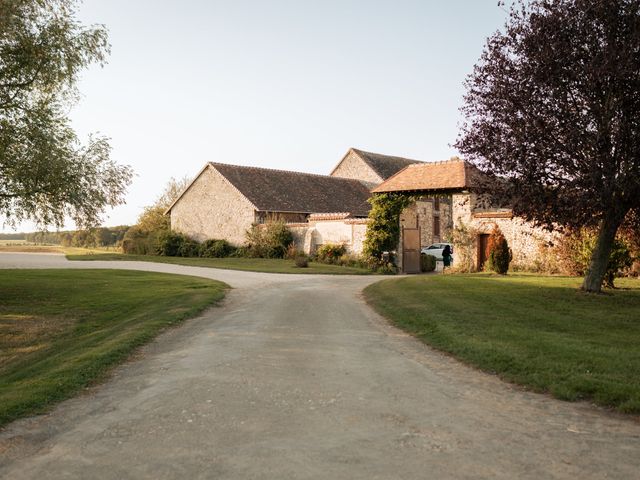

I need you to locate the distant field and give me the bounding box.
[0,242,62,253]
[0,244,119,254]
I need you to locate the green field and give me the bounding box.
[0,269,227,427]
[364,274,640,414]
[67,252,373,275]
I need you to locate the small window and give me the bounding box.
[434,197,440,211]
[433,216,440,237]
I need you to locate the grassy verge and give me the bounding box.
[66,252,372,275]
[0,269,227,427]
[364,274,640,414]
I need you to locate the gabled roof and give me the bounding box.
[349,148,424,180]
[372,159,485,193]
[167,162,372,217]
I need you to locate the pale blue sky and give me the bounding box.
[11,1,510,231]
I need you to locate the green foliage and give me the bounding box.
[364,274,640,414]
[363,193,415,261]
[177,237,199,258]
[156,231,187,257]
[0,0,132,228]
[156,231,201,258]
[199,239,234,258]
[606,240,634,288]
[136,177,190,234]
[294,254,309,268]
[447,220,478,273]
[486,225,512,275]
[420,253,437,272]
[244,221,294,258]
[122,226,158,255]
[315,243,347,265]
[559,229,634,288]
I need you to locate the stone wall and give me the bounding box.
[330,150,381,188]
[397,196,454,272]
[452,192,557,270]
[400,196,454,247]
[289,216,369,254]
[170,166,256,245]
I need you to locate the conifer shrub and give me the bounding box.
[486,225,512,274]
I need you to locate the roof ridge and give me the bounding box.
[352,148,426,164]
[405,157,466,167]
[209,161,364,183]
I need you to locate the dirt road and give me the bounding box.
[0,253,638,479]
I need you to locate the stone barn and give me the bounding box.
[166,148,554,268]
[166,148,425,253]
[372,159,556,272]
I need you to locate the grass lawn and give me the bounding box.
[364,274,640,414]
[0,269,227,427]
[66,252,372,275]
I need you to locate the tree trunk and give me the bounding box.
[581,215,623,293]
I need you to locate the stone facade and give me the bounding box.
[400,196,453,246]
[330,150,382,188]
[394,192,556,272]
[452,193,557,270]
[289,214,369,254]
[170,166,257,244]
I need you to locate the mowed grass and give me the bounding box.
[0,269,227,427]
[67,252,372,275]
[364,274,640,414]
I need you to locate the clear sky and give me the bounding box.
[7,0,510,231]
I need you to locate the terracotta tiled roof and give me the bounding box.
[371,159,484,193]
[351,148,424,180]
[211,163,371,216]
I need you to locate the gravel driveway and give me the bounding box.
[0,253,638,479]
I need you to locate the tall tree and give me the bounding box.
[0,0,132,228]
[456,0,640,292]
[136,177,190,233]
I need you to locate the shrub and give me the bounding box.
[294,254,309,268]
[122,226,158,255]
[245,220,294,258]
[156,231,198,257]
[315,243,347,264]
[285,243,303,260]
[199,239,234,258]
[363,193,415,259]
[486,225,512,274]
[447,220,478,273]
[558,228,633,287]
[178,238,200,257]
[420,253,437,272]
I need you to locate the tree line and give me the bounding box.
[24,226,129,248]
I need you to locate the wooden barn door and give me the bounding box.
[403,227,421,274]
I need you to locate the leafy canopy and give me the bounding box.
[456,0,640,291]
[0,0,132,228]
[363,193,415,259]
